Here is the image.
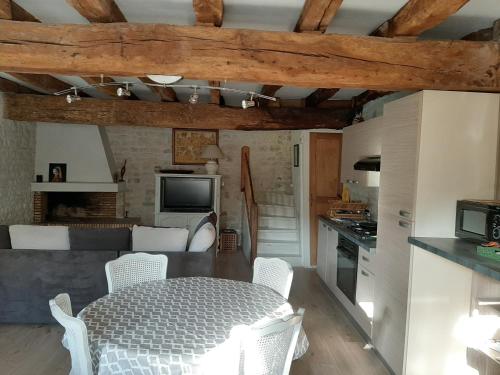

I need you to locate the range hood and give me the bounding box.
[354,156,381,171]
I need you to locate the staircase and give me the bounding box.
[256,191,302,266]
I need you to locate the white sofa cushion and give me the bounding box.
[188,223,216,252]
[9,225,70,250]
[132,225,189,252]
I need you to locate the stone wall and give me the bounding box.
[0,94,36,224]
[105,127,292,231]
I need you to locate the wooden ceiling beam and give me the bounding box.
[192,1,223,104]
[0,77,36,93]
[462,19,499,42]
[0,0,11,19]
[8,73,71,94]
[371,0,470,37]
[66,0,177,102]
[267,0,343,105]
[0,22,497,92]
[3,93,353,130]
[305,88,339,107]
[1,3,71,94]
[193,0,223,27]
[295,0,343,33]
[66,0,126,22]
[352,90,394,111]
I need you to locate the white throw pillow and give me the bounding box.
[9,225,70,250]
[132,225,189,252]
[189,223,216,252]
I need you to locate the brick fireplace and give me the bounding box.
[33,191,119,224]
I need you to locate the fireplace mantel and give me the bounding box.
[31,182,126,193]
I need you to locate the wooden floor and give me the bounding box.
[0,251,389,375]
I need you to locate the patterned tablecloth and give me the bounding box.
[79,277,309,375]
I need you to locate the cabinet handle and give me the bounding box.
[362,255,369,262]
[399,210,412,219]
[361,270,369,277]
[398,220,411,229]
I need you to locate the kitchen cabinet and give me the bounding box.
[325,227,338,291]
[373,91,500,375]
[340,117,383,187]
[317,221,328,283]
[356,263,375,336]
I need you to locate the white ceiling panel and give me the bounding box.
[326,0,407,35]
[333,88,366,100]
[275,87,316,100]
[223,0,304,31]
[116,0,194,24]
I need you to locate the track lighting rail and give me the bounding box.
[53,80,277,108]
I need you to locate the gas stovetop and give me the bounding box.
[331,218,378,240]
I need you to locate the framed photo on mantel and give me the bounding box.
[172,129,218,165]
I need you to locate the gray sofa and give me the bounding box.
[0,225,216,324]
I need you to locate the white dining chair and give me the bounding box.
[49,293,93,375]
[105,252,168,293]
[252,257,294,299]
[231,308,305,375]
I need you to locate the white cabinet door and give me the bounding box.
[317,221,328,283]
[326,227,338,291]
[356,265,375,336]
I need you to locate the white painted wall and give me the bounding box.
[35,123,116,183]
[0,94,36,224]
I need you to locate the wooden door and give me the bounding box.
[309,133,342,265]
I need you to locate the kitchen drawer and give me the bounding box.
[358,248,374,274]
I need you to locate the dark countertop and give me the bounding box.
[409,237,500,282]
[319,215,376,251]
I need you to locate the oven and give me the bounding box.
[336,234,359,305]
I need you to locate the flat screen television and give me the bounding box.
[160,177,214,212]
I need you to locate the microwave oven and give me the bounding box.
[456,200,500,242]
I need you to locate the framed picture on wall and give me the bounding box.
[49,163,67,182]
[293,144,300,167]
[172,129,219,165]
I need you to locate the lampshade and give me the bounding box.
[200,144,224,160]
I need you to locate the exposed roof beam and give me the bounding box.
[66,0,177,102]
[7,73,70,94]
[3,93,353,130]
[305,88,339,107]
[0,22,497,92]
[295,0,343,33]
[0,77,36,93]
[1,2,71,94]
[192,1,224,104]
[371,0,470,37]
[66,0,126,22]
[462,19,500,42]
[193,0,223,27]
[0,0,11,19]
[273,0,343,107]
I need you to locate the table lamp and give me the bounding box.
[200,144,224,174]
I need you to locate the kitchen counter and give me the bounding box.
[409,237,500,282]
[319,215,376,251]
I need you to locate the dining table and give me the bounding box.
[78,276,309,375]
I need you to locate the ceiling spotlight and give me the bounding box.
[116,86,131,97]
[189,88,199,105]
[242,95,255,109]
[66,88,81,104]
[147,75,183,84]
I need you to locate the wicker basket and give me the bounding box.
[220,229,238,253]
[327,200,368,220]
